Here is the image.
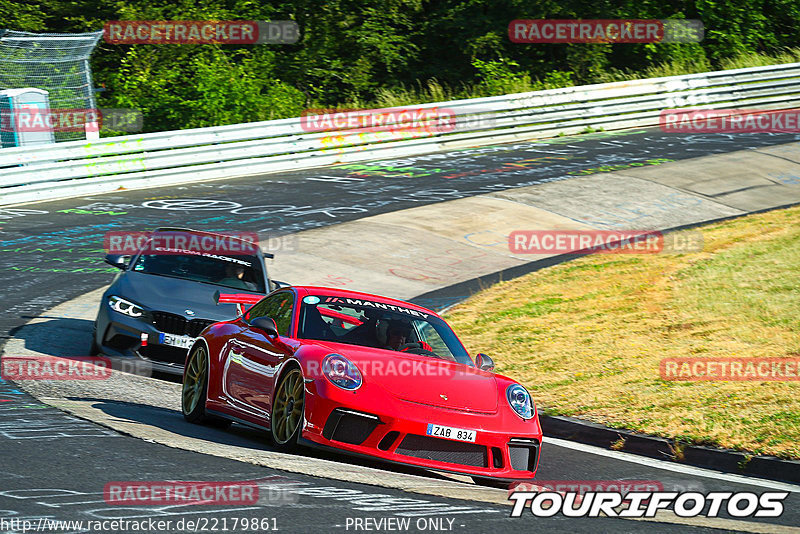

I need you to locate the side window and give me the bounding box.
[246,292,295,336]
[418,322,456,360]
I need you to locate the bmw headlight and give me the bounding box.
[108,295,144,318]
[322,354,362,390]
[506,384,533,419]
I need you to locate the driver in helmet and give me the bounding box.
[381,318,435,353]
[383,319,412,351]
[218,263,257,291]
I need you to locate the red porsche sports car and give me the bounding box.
[182,286,542,483]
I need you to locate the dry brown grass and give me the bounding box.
[445,206,800,458]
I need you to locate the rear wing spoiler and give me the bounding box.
[320,307,363,326]
[214,291,264,315]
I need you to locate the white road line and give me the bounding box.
[545,436,800,493]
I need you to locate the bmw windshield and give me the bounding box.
[131,249,265,292]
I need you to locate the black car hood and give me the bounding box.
[109,271,262,320]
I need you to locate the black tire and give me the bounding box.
[89,323,101,356]
[182,344,231,429]
[270,366,305,452]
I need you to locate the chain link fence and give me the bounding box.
[0,29,103,142]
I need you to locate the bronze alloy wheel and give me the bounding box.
[182,344,231,428]
[271,368,304,449]
[182,344,208,418]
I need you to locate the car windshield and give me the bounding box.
[298,295,473,365]
[131,249,265,292]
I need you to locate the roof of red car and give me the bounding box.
[292,286,439,317]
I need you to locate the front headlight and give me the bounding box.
[322,353,362,390]
[108,295,144,318]
[506,384,533,419]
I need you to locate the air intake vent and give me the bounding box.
[508,438,540,472]
[322,409,380,445]
[187,319,215,337]
[378,431,400,451]
[491,447,504,468]
[139,345,189,365]
[151,312,214,337]
[151,311,186,335]
[395,434,488,467]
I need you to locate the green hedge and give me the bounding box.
[4,0,799,132]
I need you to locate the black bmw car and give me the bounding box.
[92,227,282,375]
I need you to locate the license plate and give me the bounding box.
[159,333,195,349]
[426,423,476,443]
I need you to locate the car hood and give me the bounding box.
[313,341,498,413]
[109,271,259,320]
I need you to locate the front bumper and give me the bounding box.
[301,377,542,480]
[94,303,209,375]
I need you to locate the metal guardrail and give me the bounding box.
[3,62,800,206]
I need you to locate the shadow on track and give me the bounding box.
[72,396,467,484]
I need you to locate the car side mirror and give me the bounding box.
[475,353,494,371]
[251,317,279,338]
[104,254,128,270]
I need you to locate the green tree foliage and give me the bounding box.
[2,0,799,132]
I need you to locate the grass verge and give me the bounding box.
[444,205,800,459]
